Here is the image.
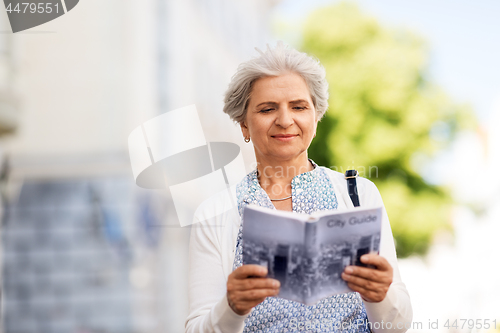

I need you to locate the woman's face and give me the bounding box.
[241,72,318,164]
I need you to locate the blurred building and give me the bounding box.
[0,11,18,137]
[0,1,276,332]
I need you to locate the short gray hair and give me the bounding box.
[223,41,329,123]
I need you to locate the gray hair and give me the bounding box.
[223,41,329,123]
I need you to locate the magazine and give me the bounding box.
[241,205,382,305]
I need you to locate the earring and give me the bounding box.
[244,137,250,143]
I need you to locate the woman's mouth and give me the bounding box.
[272,134,298,142]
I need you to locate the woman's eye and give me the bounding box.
[293,106,306,110]
[260,108,273,113]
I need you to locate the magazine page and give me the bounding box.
[306,206,382,304]
[242,205,382,305]
[302,222,319,304]
[242,205,308,303]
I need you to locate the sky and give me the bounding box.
[272,0,500,125]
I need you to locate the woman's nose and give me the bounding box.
[275,107,294,129]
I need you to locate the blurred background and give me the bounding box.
[0,0,499,332]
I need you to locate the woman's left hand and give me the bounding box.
[341,254,393,303]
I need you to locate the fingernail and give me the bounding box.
[361,255,368,262]
[273,280,280,288]
[345,267,353,274]
[261,267,268,274]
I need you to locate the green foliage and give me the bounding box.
[302,2,476,257]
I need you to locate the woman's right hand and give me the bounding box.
[226,264,280,315]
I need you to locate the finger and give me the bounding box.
[228,288,279,314]
[237,278,280,291]
[359,254,392,271]
[343,266,392,284]
[342,272,387,291]
[228,278,279,296]
[346,282,387,303]
[235,288,280,302]
[231,265,268,279]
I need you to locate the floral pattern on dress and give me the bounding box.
[233,160,371,333]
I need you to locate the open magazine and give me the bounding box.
[241,205,382,305]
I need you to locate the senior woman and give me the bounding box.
[185,43,412,333]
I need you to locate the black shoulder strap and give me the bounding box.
[345,169,360,207]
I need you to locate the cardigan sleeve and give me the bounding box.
[358,178,413,332]
[185,208,249,333]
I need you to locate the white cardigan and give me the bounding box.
[185,167,413,333]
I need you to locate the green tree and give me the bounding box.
[302,2,475,257]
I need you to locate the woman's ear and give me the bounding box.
[240,120,249,138]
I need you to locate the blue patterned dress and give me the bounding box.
[233,160,371,333]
